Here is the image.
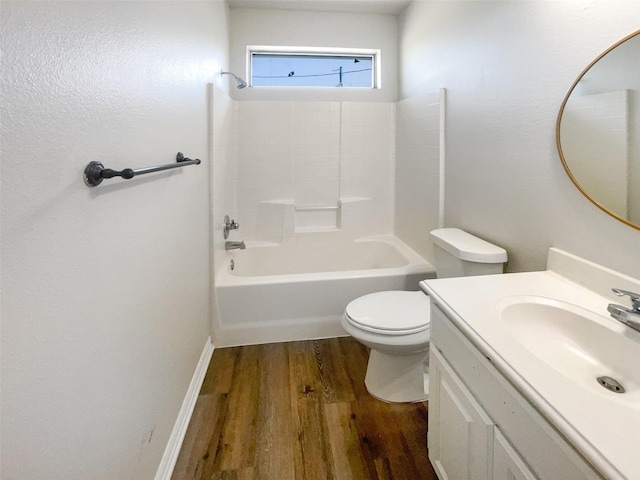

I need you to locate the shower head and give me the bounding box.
[221,70,248,89]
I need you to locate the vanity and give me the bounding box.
[420,248,640,480]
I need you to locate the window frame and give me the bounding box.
[246,46,381,89]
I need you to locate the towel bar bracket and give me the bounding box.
[84,152,200,187]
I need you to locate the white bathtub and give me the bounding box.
[214,235,435,347]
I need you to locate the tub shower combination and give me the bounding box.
[211,88,445,347]
[214,235,435,346]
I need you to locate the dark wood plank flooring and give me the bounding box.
[172,337,438,480]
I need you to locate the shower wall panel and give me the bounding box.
[235,100,396,242]
[395,90,444,262]
[212,86,238,249]
[236,101,295,241]
[293,102,341,208]
[340,102,396,237]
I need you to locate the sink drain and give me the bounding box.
[597,376,625,394]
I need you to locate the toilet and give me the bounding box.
[341,228,508,403]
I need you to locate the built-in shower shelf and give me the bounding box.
[295,226,341,233]
[294,204,340,211]
[294,203,341,232]
[253,197,376,239]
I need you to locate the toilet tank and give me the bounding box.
[430,228,508,278]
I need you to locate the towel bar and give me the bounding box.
[84,152,201,187]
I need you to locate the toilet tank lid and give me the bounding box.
[430,228,507,263]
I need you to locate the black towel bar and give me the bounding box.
[84,152,201,187]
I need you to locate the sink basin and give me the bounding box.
[499,295,640,398]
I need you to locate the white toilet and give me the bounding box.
[341,228,507,403]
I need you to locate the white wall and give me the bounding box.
[229,7,398,102]
[395,90,444,262]
[0,2,229,479]
[399,1,640,275]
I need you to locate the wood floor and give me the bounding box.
[172,337,438,480]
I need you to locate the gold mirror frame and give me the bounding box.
[556,29,640,231]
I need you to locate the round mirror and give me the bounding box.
[557,29,640,230]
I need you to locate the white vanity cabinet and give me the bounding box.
[429,346,536,480]
[492,428,537,480]
[428,304,604,480]
[428,345,493,480]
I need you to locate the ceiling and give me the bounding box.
[226,0,412,15]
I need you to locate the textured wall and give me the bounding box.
[399,1,640,275]
[1,2,228,479]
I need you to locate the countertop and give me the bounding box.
[421,269,640,480]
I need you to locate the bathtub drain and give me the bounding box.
[596,375,625,393]
[230,259,235,271]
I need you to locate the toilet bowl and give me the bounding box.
[341,290,431,403]
[342,228,507,403]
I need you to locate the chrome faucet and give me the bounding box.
[607,288,640,333]
[225,240,246,251]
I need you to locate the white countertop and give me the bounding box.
[421,267,640,480]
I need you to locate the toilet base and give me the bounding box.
[364,349,429,403]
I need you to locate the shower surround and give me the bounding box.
[210,87,444,346]
[235,100,396,242]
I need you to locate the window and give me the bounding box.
[248,47,380,88]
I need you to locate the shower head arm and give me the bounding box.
[221,70,248,89]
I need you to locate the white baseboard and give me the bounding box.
[154,336,214,480]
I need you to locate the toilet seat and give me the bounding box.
[344,291,431,335]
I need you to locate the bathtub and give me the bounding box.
[214,235,435,347]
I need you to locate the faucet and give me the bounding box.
[225,240,246,251]
[607,288,640,333]
[223,215,239,239]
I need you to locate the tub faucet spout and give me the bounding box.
[225,241,246,250]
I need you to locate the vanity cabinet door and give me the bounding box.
[428,347,493,480]
[493,428,538,480]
